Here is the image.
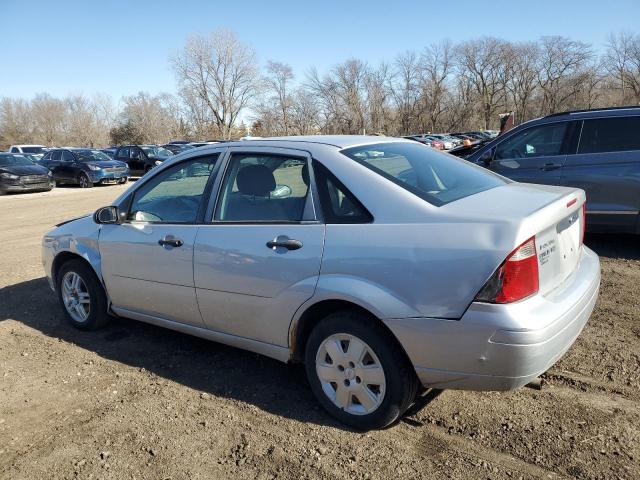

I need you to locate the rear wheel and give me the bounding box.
[78,173,93,188]
[56,259,110,330]
[305,311,418,430]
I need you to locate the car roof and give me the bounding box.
[256,135,406,149]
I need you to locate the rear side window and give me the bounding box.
[313,161,372,223]
[341,142,506,206]
[578,116,640,154]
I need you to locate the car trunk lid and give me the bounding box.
[442,182,586,297]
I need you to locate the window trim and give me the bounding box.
[122,154,222,226]
[206,147,320,225]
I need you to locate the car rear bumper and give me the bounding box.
[384,246,600,391]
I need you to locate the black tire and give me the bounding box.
[56,259,110,330]
[305,311,419,430]
[118,177,128,184]
[79,173,93,188]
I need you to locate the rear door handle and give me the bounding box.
[158,235,183,248]
[541,163,561,171]
[266,235,303,251]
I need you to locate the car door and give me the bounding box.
[561,116,640,233]
[129,147,146,173]
[193,147,325,347]
[115,147,133,172]
[60,150,77,181]
[47,150,63,180]
[486,121,574,185]
[99,154,220,327]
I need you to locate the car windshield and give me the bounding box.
[141,146,173,158]
[341,142,507,206]
[0,154,35,167]
[20,146,46,154]
[73,150,112,162]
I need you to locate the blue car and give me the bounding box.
[453,106,640,234]
[40,148,129,188]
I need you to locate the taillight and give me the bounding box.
[581,203,586,245]
[475,237,539,304]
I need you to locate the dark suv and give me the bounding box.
[457,107,640,233]
[113,145,174,176]
[40,149,129,188]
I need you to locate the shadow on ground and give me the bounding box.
[585,233,640,260]
[1,277,441,430]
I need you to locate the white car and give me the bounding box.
[8,144,47,155]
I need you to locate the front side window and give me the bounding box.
[495,122,567,160]
[141,146,173,158]
[215,153,310,222]
[128,156,217,223]
[342,142,506,206]
[578,116,640,154]
[61,150,75,162]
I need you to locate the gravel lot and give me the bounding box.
[0,184,638,480]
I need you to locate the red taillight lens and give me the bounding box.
[475,237,539,304]
[581,203,586,245]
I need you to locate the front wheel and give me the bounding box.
[305,311,418,430]
[118,177,128,184]
[78,173,93,188]
[56,259,110,330]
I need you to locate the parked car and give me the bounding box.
[458,106,640,233]
[8,144,47,155]
[0,153,54,194]
[424,136,445,150]
[402,135,433,147]
[40,148,129,188]
[113,145,174,175]
[162,143,195,155]
[43,136,599,429]
[428,134,459,150]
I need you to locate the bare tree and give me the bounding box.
[456,37,509,129]
[604,31,640,104]
[419,40,454,132]
[537,36,594,115]
[264,61,294,134]
[503,41,540,123]
[172,29,260,139]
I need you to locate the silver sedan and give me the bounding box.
[42,136,600,429]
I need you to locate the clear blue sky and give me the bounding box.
[1,0,638,100]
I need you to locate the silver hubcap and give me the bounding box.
[61,272,90,323]
[315,333,386,415]
[80,175,88,187]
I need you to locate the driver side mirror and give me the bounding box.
[479,148,494,166]
[94,206,122,224]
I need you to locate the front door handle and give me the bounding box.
[266,235,303,251]
[541,163,561,171]
[158,235,183,248]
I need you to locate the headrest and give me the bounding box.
[301,162,310,187]
[237,164,275,197]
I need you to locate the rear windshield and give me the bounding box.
[21,146,45,154]
[341,142,507,206]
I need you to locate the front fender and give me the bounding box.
[43,215,104,291]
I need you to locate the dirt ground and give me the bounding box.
[0,184,638,480]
